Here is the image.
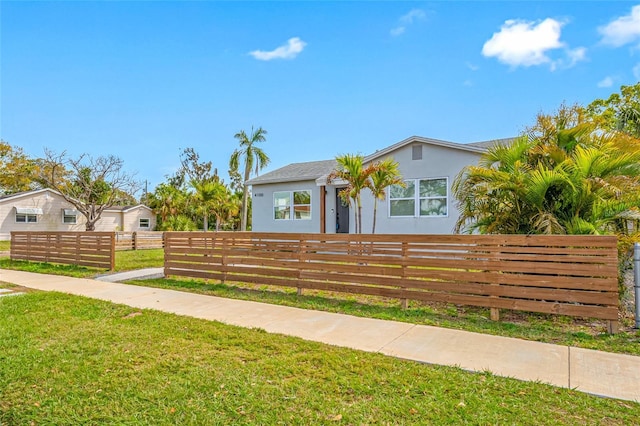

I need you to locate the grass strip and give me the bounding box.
[129,277,640,357]
[1,291,637,425]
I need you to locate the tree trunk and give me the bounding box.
[203,214,208,232]
[241,164,251,231]
[372,200,377,234]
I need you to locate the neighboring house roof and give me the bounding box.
[247,159,338,185]
[0,188,152,212]
[105,204,154,213]
[0,188,61,202]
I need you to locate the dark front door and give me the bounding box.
[335,189,349,233]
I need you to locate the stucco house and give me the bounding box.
[0,188,156,240]
[247,135,510,234]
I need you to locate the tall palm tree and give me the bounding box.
[369,158,404,234]
[327,154,376,234]
[229,127,270,231]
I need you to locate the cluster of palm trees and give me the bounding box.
[453,104,640,236]
[327,154,404,233]
[148,127,269,231]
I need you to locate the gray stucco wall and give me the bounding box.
[250,142,483,235]
[357,143,482,234]
[250,180,323,233]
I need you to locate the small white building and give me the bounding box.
[0,188,156,240]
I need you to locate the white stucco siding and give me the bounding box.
[250,180,322,233]
[359,143,482,235]
[0,191,85,239]
[122,208,156,231]
[0,189,158,239]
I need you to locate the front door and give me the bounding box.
[335,189,349,233]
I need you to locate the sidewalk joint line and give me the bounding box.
[376,323,417,353]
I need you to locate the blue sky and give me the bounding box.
[2,1,640,192]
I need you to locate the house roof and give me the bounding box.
[248,135,517,187]
[466,137,517,150]
[247,159,338,185]
[363,135,490,163]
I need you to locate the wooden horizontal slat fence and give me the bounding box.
[11,231,115,270]
[115,231,164,250]
[165,232,620,331]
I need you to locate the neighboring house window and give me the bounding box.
[139,218,150,228]
[62,209,78,224]
[274,190,311,220]
[389,178,448,217]
[15,207,42,223]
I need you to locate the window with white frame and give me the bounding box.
[274,190,311,220]
[139,218,150,228]
[15,207,41,223]
[389,178,448,217]
[62,209,78,224]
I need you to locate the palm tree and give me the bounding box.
[453,113,640,235]
[229,127,270,231]
[327,154,376,234]
[369,158,404,233]
[191,179,225,231]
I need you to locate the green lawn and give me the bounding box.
[0,248,164,277]
[0,241,9,251]
[1,248,640,356]
[0,291,637,425]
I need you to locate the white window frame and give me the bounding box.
[388,177,449,218]
[62,209,78,224]
[16,213,38,223]
[139,218,150,228]
[273,190,312,221]
[15,207,41,223]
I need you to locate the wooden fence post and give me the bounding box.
[401,241,408,309]
[297,236,305,296]
[110,232,116,271]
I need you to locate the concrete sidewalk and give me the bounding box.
[1,268,639,403]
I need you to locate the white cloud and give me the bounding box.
[249,37,307,61]
[482,18,565,67]
[466,62,479,71]
[597,76,614,88]
[634,63,640,80]
[550,46,587,71]
[391,8,426,37]
[598,5,640,47]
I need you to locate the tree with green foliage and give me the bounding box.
[230,127,270,231]
[369,158,404,234]
[147,182,195,231]
[453,105,640,235]
[586,82,640,138]
[38,151,140,231]
[0,140,38,195]
[327,154,377,234]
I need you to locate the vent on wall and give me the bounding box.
[412,145,422,160]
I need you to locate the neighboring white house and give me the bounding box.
[0,188,157,240]
[247,135,511,234]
